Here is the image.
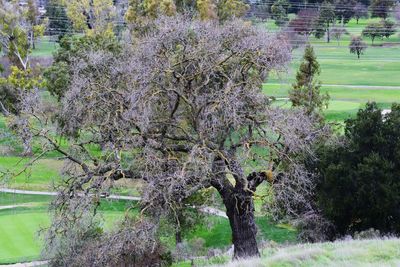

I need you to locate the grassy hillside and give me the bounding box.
[177,239,400,267]
[222,239,400,267]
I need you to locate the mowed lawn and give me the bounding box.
[0,157,62,191]
[0,212,49,264]
[0,193,134,264]
[263,16,400,121]
[0,210,127,264]
[31,36,58,57]
[0,192,297,264]
[263,84,400,121]
[269,46,400,87]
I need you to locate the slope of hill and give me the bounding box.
[219,238,400,267]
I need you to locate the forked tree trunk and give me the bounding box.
[223,191,260,259]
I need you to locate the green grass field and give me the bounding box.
[0,193,136,264]
[263,17,400,122]
[186,216,296,249]
[0,193,296,264]
[0,157,62,191]
[263,16,400,122]
[31,37,58,57]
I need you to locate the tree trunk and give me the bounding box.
[32,31,35,50]
[326,23,330,43]
[224,191,260,259]
[175,229,182,245]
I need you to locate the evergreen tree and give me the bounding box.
[271,0,291,26]
[370,0,396,19]
[46,0,72,38]
[289,45,329,116]
[315,1,335,42]
[314,103,400,236]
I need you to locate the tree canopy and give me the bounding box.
[314,103,400,236]
[17,16,326,261]
[349,36,367,59]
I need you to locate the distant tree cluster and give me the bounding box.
[284,0,397,46]
[271,0,291,26]
[362,19,396,44]
[396,4,400,23]
[370,0,396,19]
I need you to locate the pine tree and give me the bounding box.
[46,0,72,38]
[289,45,329,116]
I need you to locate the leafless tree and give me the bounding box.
[43,215,170,267]
[349,36,367,59]
[331,26,348,46]
[15,16,326,260]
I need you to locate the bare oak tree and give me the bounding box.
[17,16,324,260]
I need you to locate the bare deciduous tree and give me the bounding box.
[350,36,367,59]
[16,16,325,260]
[331,26,348,46]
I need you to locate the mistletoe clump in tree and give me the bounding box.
[17,16,324,263]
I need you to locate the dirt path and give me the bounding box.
[0,261,48,267]
[0,188,141,201]
[0,188,226,218]
[267,83,400,90]
[0,204,33,210]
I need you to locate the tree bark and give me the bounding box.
[327,23,331,43]
[175,229,182,245]
[211,157,260,259]
[223,191,260,259]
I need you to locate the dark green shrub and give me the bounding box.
[314,102,400,236]
[44,34,121,100]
